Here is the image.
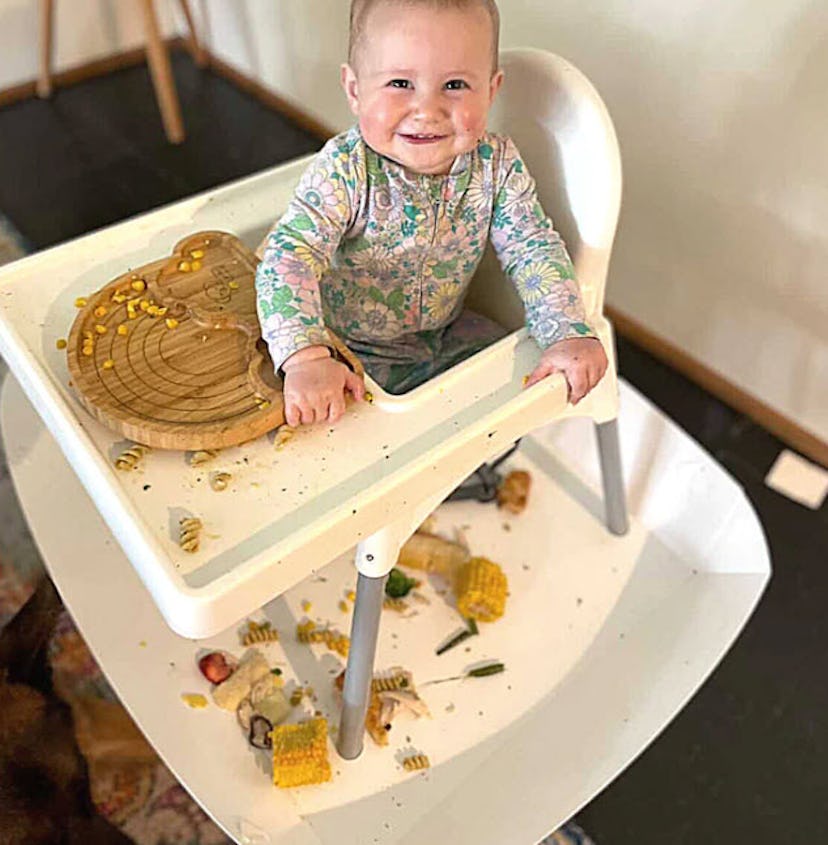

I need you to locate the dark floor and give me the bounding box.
[1,50,826,845]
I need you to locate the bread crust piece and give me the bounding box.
[211,649,270,711]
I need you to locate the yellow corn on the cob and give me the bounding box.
[271,718,331,788]
[454,556,508,622]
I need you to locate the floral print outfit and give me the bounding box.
[255,125,593,394]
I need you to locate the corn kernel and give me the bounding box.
[338,600,349,613]
[190,249,204,259]
[117,324,128,336]
[165,318,179,329]
[228,281,239,290]
[111,293,127,303]
[347,590,356,602]
[95,324,107,334]
[83,330,93,340]
[191,260,202,272]
[146,304,160,316]
[102,359,115,370]
[178,260,192,273]
[74,297,87,308]
[301,600,312,612]
[94,305,107,317]
[130,279,146,292]
[82,346,94,356]
[139,300,150,311]
[55,338,67,349]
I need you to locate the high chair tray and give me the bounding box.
[0,157,613,639]
[1,374,769,844]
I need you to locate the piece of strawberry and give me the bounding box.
[198,651,235,684]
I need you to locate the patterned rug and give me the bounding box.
[0,214,593,845]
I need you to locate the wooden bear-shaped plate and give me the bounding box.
[66,231,363,450]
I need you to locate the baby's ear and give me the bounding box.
[341,64,360,114]
[489,69,504,103]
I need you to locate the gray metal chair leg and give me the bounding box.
[595,418,629,535]
[336,571,387,759]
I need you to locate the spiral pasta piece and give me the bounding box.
[402,754,430,772]
[179,517,202,553]
[115,444,149,471]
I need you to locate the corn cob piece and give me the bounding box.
[454,556,508,622]
[271,718,332,788]
[397,532,469,577]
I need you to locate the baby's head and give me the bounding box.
[342,0,503,176]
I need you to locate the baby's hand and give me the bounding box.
[523,337,608,404]
[281,346,365,426]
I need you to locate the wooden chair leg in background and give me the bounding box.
[37,0,55,98]
[177,0,208,67]
[139,0,186,144]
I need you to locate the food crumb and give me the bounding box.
[181,693,208,709]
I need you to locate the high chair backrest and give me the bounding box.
[465,48,622,331]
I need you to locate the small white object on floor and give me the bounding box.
[764,449,828,510]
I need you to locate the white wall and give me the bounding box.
[501,0,828,443]
[0,0,179,89]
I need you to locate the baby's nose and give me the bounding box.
[412,89,446,119]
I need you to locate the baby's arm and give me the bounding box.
[255,136,364,425]
[489,138,607,403]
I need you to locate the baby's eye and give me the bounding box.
[388,79,412,89]
[444,79,469,91]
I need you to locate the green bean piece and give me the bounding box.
[467,662,505,677]
[435,628,472,656]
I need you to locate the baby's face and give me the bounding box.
[342,2,503,175]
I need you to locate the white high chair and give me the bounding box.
[0,48,770,843]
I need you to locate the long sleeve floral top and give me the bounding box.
[255,125,592,373]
